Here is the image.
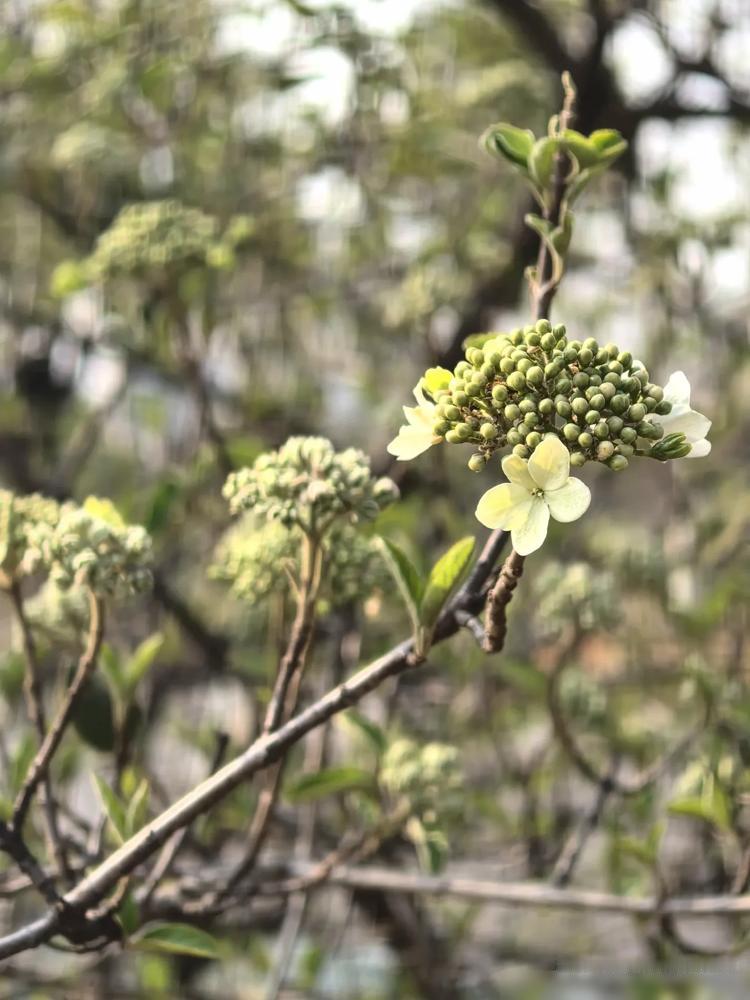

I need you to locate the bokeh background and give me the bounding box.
[1,0,749,997]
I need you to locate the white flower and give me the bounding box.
[654,371,711,458]
[387,368,451,461]
[475,435,591,556]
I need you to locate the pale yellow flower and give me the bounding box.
[387,368,451,461]
[475,435,591,556]
[655,371,711,458]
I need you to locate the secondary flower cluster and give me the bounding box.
[0,491,62,584]
[387,320,711,555]
[210,517,390,609]
[380,738,462,815]
[223,436,399,537]
[30,497,153,598]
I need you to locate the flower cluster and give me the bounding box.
[86,200,225,277]
[223,437,399,537]
[532,561,618,639]
[34,498,153,597]
[388,320,710,471]
[210,517,390,609]
[380,738,462,815]
[0,491,62,584]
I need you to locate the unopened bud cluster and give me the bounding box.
[533,561,617,639]
[431,320,681,471]
[0,491,62,583]
[210,518,389,608]
[223,437,398,536]
[87,200,232,277]
[380,738,462,814]
[34,504,153,597]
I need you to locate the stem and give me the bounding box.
[12,590,105,834]
[8,581,70,882]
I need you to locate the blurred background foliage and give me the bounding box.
[1,0,750,996]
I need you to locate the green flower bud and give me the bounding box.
[512,443,529,459]
[507,371,526,392]
[481,362,496,379]
[556,377,572,394]
[526,431,542,449]
[453,390,469,406]
[607,415,624,435]
[589,393,606,411]
[516,423,530,440]
[637,420,662,440]
[568,340,582,351]
[655,400,672,416]
[526,331,541,347]
[635,369,649,385]
[599,382,616,401]
[563,347,578,364]
[604,372,621,387]
[596,441,615,460]
[526,365,544,386]
[455,423,472,441]
[468,453,486,472]
[491,384,508,404]
[541,333,557,352]
[650,432,691,460]
[510,328,524,345]
[536,319,552,334]
[572,397,589,417]
[589,374,602,386]
[578,347,593,366]
[539,398,554,416]
[471,371,487,388]
[444,405,461,421]
[504,403,521,422]
[619,376,638,395]
[455,361,471,377]
[480,422,497,440]
[432,420,450,435]
[616,443,634,457]
[516,358,532,374]
[524,412,538,428]
[607,360,623,375]
[506,429,522,447]
[610,394,629,414]
[467,348,484,366]
[620,426,637,444]
[544,361,561,379]
[465,381,482,397]
[593,349,608,365]
[647,384,664,402]
[518,398,536,414]
[552,323,566,339]
[582,337,598,351]
[644,396,657,412]
[594,421,609,440]
[607,454,629,471]
[585,409,599,425]
[628,403,647,422]
[617,350,633,368]
[500,357,515,375]
[578,431,594,449]
[570,451,586,467]
[563,423,580,442]
[556,399,572,418]
[572,372,590,390]
[445,429,462,444]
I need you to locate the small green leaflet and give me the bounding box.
[130,922,222,959]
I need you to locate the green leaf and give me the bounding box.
[10,732,36,796]
[668,787,731,833]
[130,922,222,960]
[124,633,164,695]
[418,536,475,639]
[125,777,150,837]
[338,710,387,755]
[285,766,374,803]
[92,774,127,844]
[481,123,535,171]
[528,137,559,192]
[116,891,141,937]
[71,673,116,752]
[377,537,424,633]
[561,129,599,169]
[588,129,628,160]
[144,479,180,536]
[100,643,125,700]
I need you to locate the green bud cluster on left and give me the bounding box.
[380,737,462,816]
[0,491,62,585]
[223,436,399,538]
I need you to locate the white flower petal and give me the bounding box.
[528,435,570,491]
[387,425,437,460]
[501,454,536,491]
[475,483,533,530]
[686,438,711,458]
[663,370,691,407]
[545,477,591,523]
[659,407,711,444]
[510,497,550,556]
[412,382,434,408]
[403,404,434,429]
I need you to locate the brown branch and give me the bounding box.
[482,548,526,653]
[11,591,105,833]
